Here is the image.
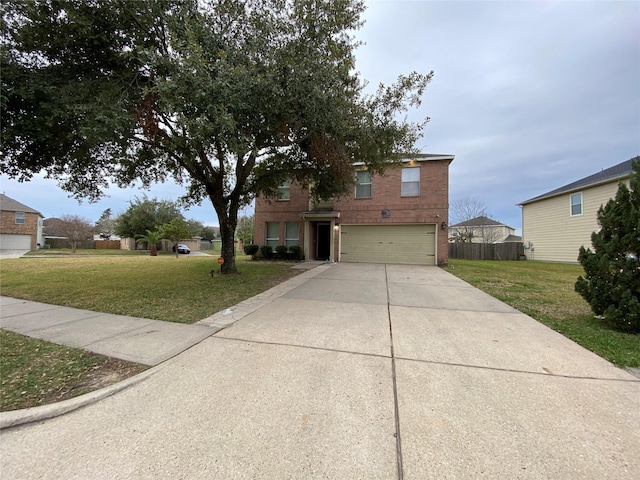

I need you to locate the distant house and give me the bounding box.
[253,154,455,265]
[0,194,44,250]
[518,157,636,262]
[448,216,518,243]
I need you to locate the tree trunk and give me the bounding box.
[220,220,238,274]
[150,244,158,256]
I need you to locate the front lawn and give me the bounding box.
[0,255,297,324]
[443,259,640,368]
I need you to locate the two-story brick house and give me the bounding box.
[253,154,454,265]
[0,194,44,251]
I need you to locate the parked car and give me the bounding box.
[175,244,190,254]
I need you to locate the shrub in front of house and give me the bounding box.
[275,245,288,259]
[244,244,259,259]
[289,245,303,261]
[260,245,273,259]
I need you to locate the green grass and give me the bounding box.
[26,248,147,256]
[0,329,148,411]
[0,256,298,324]
[443,259,640,368]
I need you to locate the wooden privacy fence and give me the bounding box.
[95,240,121,249]
[448,242,524,261]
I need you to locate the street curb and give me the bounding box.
[0,366,159,430]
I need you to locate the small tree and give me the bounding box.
[159,218,195,258]
[95,208,116,240]
[236,215,254,247]
[116,196,184,239]
[575,158,640,333]
[58,215,95,252]
[136,230,162,257]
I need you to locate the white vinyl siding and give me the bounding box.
[266,222,279,247]
[355,171,371,198]
[340,224,436,265]
[401,167,420,197]
[285,222,299,247]
[522,180,627,262]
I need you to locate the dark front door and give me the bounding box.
[316,223,331,260]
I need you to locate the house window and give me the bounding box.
[355,170,371,198]
[285,222,299,247]
[266,222,279,247]
[277,180,290,201]
[570,192,582,216]
[401,167,420,196]
[15,212,25,224]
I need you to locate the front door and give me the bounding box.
[316,222,331,260]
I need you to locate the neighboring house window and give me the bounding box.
[277,180,290,201]
[401,167,420,196]
[355,170,372,198]
[285,222,299,247]
[266,222,279,247]
[570,192,583,216]
[15,212,25,224]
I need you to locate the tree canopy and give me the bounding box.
[1,0,433,273]
[115,195,184,238]
[575,157,640,334]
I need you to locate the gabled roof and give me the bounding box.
[449,215,511,229]
[0,194,43,216]
[519,156,637,205]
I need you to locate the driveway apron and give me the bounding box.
[1,263,638,479]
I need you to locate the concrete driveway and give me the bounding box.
[0,249,29,259]
[1,263,638,479]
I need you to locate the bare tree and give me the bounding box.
[450,197,487,243]
[58,215,95,252]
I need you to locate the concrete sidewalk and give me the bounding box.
[1,263,639,479]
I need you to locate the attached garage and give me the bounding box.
[0,234,32,250]
[340,224,436,265]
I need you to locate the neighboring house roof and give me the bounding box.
[43,218,67,237]
[0,194,43,217]
[519,157,637,205]
[503,234,522,242]
[352,153,455,166]
[449,216,513,229]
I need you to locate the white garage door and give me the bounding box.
[340,224,436,265]
[0,234,32,250]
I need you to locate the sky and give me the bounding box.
[1,0,639,234]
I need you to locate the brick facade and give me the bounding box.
[0,210,42,250]
[254,156,453,265]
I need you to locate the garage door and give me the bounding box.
[340,224,436,265]
[0,234,32,250]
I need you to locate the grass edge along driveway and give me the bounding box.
[443,259,640,369]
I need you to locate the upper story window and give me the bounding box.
[570,192,582,216]
[277,180,290,201]
[401,167,420,197]
[15,212,25,224]
[355,170,371,198]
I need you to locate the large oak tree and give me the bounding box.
[1,0,432,273]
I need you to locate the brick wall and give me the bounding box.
[253,159,451,264]
[0,210,40,250]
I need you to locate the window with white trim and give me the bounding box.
[401,167,420,196]
[570,192,582,216]
[15,212,25,224]
[266,222,279,247]
[285,222,299,247]
[277,180,290,201]
[355,170,371,198]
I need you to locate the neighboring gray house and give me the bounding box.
[518,157,636,262]
[448,216,517,243]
